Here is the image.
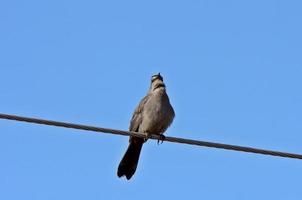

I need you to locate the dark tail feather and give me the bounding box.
[117,137,144,180]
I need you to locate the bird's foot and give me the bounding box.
[143,133,150,142]
[157,135,166,145]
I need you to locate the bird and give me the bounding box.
[117,73,175,180]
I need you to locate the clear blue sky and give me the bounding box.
[1,0,302,199]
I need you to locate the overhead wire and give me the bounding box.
[0,113,301,160]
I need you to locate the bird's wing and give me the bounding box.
[129,94,149,132]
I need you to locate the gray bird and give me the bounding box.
[117,73,175,180]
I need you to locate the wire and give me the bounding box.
[0,113,301,160]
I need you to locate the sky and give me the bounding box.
[0,0,302,199]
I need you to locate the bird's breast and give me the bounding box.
[139,91,174,134]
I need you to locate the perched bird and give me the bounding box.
[117,73,175,180]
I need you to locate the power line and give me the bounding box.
[0,113,301,160]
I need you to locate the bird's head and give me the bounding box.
[150,73,166,91]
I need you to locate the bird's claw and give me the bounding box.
[143,133,150,142]
[157,135,166,145]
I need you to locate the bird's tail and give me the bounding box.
[117,137,144,180]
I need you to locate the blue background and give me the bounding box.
[1,0,301,199]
